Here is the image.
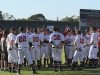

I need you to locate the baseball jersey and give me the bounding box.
[70,35,77,45]
[74,35,85,49]
[15,33,32,48]
[64,35,72,45]
[49,32,64,47]
[6,33,16,48]
[90,33,98,45]
[41,34,49,45]
[30,33,43,47]
[84,34,91,45]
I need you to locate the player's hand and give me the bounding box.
[29,47,32,51]
[11,47,14,50]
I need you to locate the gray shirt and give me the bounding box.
[1,35,7,52]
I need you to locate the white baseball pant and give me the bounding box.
[7,49,18,63]
[88,45,98,59]
[84,46,90,58]
[48,44,52,58]
[40,45,49,59]
[70,46,75,58]
[73,49,84,62]
[52,47,62,61]
[31,47,40,61]
[65,45,71,59]
[18,47,33,65]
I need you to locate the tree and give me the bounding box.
[0,11,3,20]
[2,13,16,20]
[61,15,79,22]
[27,14,46,21]
[17,18,27,21]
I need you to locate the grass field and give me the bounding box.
[0,49,100,75]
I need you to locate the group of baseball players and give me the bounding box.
[0,25,99,74]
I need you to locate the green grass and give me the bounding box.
[0,49,100,75]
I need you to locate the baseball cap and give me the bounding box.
[43,25,47,28]
[85,29,90,32]
[46,28,49,31]
[74,26,78,29]
[19,27,24,31]
[10,27,16,31]
[33,28,37,32]
[26,26,31,30]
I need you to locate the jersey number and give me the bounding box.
[80,38,84,43]
[19,36,26,42]
[54,35,60,40]
[33,37,39,42]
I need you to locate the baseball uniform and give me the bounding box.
[30,33,43,61]
[49,31,64,71]
[15,33,33,65]
[84,34,91,58]
[40,34,49,59]
[88,32,98,68]
[64,35,72,59]
[89,33,98,59]
[70,35,77,58]
[72,35,85,70]
[6,33,18,63]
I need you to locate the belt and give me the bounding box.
[66,45,70,46]
[18,47,27,48]
[86,45,90,46]
[70,45,74,46]
[42,45,47,47]
[52,47,61,49]
[32,45,39,48]
[78,50,82,51]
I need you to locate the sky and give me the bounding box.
[0,0,100,20]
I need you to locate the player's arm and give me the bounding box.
[40,36,44,47]
[10,36,15,49]
[74,37,78,50]
[90,34,94,45]
[83,37,87,47]
[29,35,33,50]
[49,34,57,47]
[15,36,18,48]
[57,34,64,47]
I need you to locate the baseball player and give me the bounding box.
[15,27,38,74]
[88,26,98,68]
[1,30,8,71]
[97,28,100,66]
[72,31,85,70]
[49,27,64,72]
[23,26,33,67]
[30,28,43,69]
[64,30,72,67]
[70,30,77,60]
[46,28,53,66]
[83,29,91,65]
[40,29,50,67]
[6,28,18,73]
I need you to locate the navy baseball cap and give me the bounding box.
[74,26,78,29]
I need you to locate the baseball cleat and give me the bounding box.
[60,68,62,71]
[33,71,38,74]
[71,67,75,70]
[55,68,58,72]
[16,72,20,75]
[12,70,17,73]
